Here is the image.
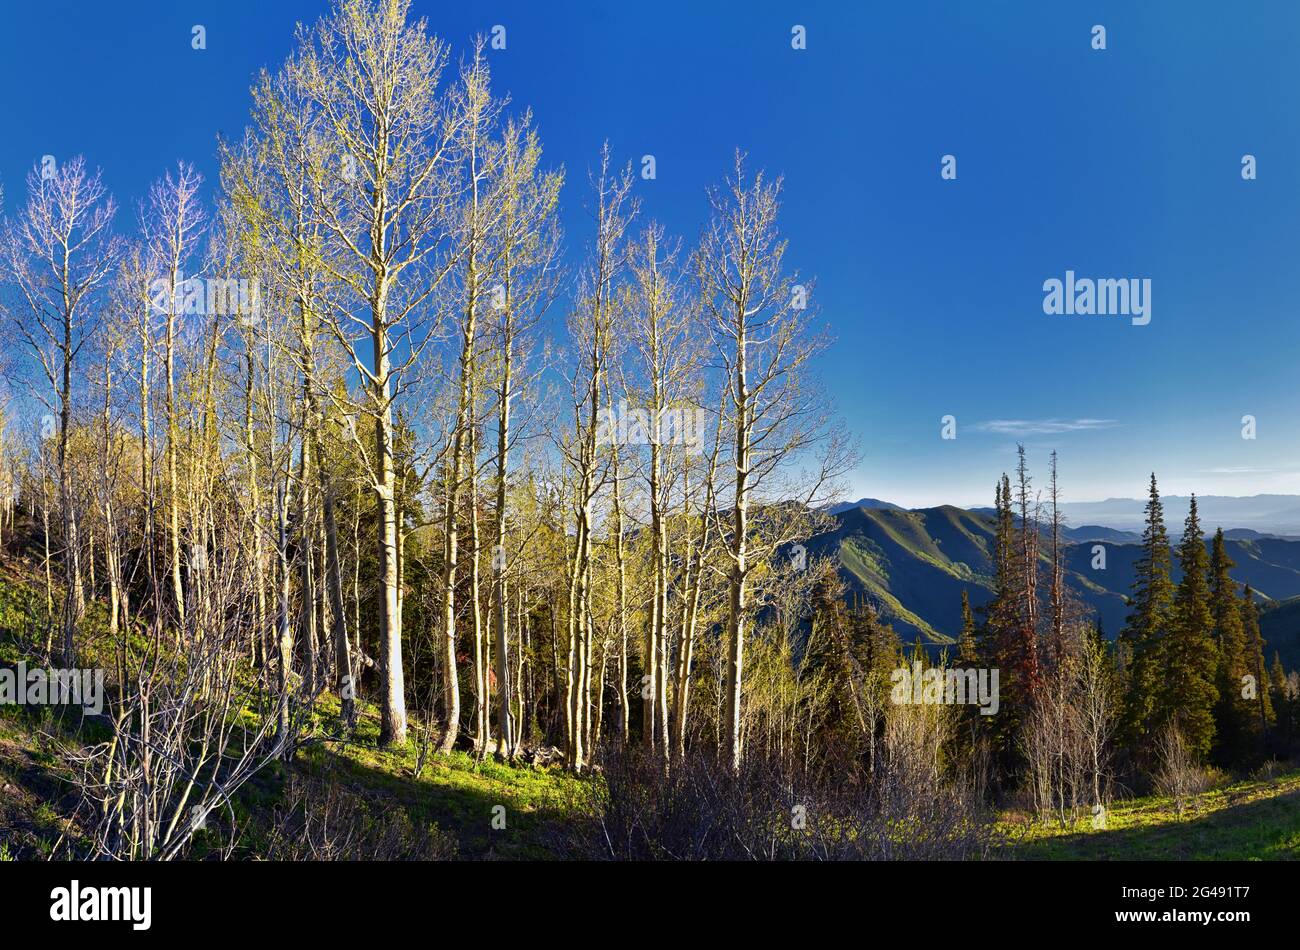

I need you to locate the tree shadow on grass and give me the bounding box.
[268,738,592,860]
[1013,781,1300,861]
[0,705,91,858]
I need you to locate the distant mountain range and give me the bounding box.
[809,500,1300,669]
[1055,494,1300,537]
[825,497,904,515]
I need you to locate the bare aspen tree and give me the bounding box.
[230,52,359,718]
[698,153,849,772]
[468,369,488,755]
[2,157,122,663]
[0,398,10,552]
[244,310,269,669]
[484,118,562,759]
[140,162,206,629]
[297,0,463,746]
[187,224,240,639]
[1079,629,1117,820]
[240,70,325,696]
[74,455,296,860]
[209,188,272,669]
[606,414,631,746]
[435,43,503,755]
[623,223,697,761]
[321,466,355,723]
[672,403,725,760]
[92,309,130,641]
[272,393,295,747]
[39,448,54,633]
[560,146,636,772]
[114,248,163,618]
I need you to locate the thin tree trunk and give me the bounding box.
[492,345,515,758]
[725,325,750,774]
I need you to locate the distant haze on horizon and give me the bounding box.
[836,491,1300,536]
[852,451,1300,513]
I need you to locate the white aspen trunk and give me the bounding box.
[276,484,294,755]
[469,404,488,756]
[725,324,750,774]
[376,309,407,746]
[492,347,515,758]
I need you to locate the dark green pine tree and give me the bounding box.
[1241,590,1276,740]
[1091,617,1108,655]
[1208,529,1252,765]
[854,594,902,679]
[1120,474,1175,754]
[1161,495,1219,759]
[957,589,979,665]
[1268,651,1291,750]
[984,476,1018,643]
[805,570,871,772]
[981,474,1024,776]
[951,587,986,776]
[989,474,1025,674]
[848,592,903,775]
[1237,590,1279,738]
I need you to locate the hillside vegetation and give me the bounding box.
[813,502,1300,667]
[0,560,587,861]
[3,552,1298,861]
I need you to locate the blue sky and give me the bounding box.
[2,1,1298,508]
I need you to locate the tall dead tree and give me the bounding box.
[1015,444,1042,701]
[435,43,503,756]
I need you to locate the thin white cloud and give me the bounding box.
[971,418,1120,436]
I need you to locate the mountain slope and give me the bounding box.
[1259,596,1300,672]
[807,504,1300,651]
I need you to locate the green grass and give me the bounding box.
[0,568,49,664]
[0,558,591,860]
[1,670,591,859]
[0,703,86,858]
[282,693,590,859]
[1001,769,1300,860]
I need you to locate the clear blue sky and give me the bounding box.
[3,1,1298,508]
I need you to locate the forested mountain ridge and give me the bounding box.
[808,503,1300,667]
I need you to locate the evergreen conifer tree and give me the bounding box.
[1208,529,1251,765]
[1162,495,1218,759]
[1120,474,1175,754]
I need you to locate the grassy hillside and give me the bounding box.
[0,561,586,861]
[0,690,587,861]
[1004,768,1300,860]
